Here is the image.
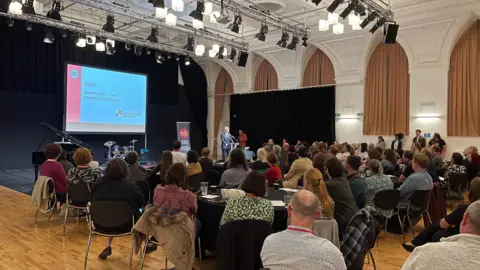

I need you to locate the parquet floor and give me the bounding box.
[0,186,416,269]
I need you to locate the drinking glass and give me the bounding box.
[201,182,208,196]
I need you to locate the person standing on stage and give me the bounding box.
[221,126,233,160]
[239,129,248,149]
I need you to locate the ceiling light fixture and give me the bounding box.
[302,35,308,48]
[229,14,242,34]
[86,35,96,45]
[209,49,216,58]
[7,18,14,27]
[360,11,377,29]
[192,18,204,29]
[277,30,289,48]
[106,39,116,55]
[96,39,106,52]
[254,22,268,42]
[228,48,237,61]
[185,57,191,66]
[76,36,86,47]
[212,44,220,53]
[210,11,220,23]
[369,17,386,34]
[348,13,360,26]
[287,35,299,51]
[333,23,344,35]
[147,26,159,43]
[312,0,322,5]
[184,36,195,52]
[203,2,213,15]
[25,22,32,31]
[125,43,132,51]
[195,44,205,56]
[166,13,177,26]
[155,51,165,64]
[46,0,61,21]
[189,0,205,21]
[8,1,23,15]
[328,12,339,25]
[172,0,184,12]
[22,0,35,15]
[149,0,164,8]
[102,14,115,33]
[44,28,54,44]
[216,45,225,59]
[327,0,342,13]
[155,7,168,18]
[134,46,143,56]
[340,0,359,19]
[319,19,329,31]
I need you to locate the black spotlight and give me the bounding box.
[369,17,386,34]
[354,3,366,16]
[155,51,165,64]
[125,43,132,51]
[189,0,205,21]
[360,11,377,29]
[287,35,299,51]
[147,27,158,43]
[106,40,116,55]
[228,48,237,62]
[229,14,242,34]
[175,55,180,61]
[184,36,195,52]
[216,45,225,59]
[312,0,322,5]
[25,22,33,31]
[339,0,358,19]
[102,14,115,33]
[134,46,143,56]
[46,0,61,21]
[276,30,289,48]
[185,57,191,66]
[7,18,14,27]
[166,53,172,59]
[22,0,35,15]
[146,49,152,55]
[44,28,54,44]
[302,34,308,48]
[61,30,68,38]
[254,22,268,42]
[149,0,165,8]
[327,0,342,13]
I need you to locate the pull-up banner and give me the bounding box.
[176,122,191,154]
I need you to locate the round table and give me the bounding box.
[197,189,288,252]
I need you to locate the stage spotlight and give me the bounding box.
[125,43,132,51]
[86,35,96,45]
[134,46,143,56]
[359,11,377,29]
[61,30,68,39]
[22,0,35,15]
[302,34,308,48]
[7,18,14,27]
[339,0,358,19]
[229,14,242,34]
[287,35,299,51]
[189,0,205,21]
[254,22,268,42]
[176,55,180,61]
[354,3,366,16]
[369,17,386,34]
[216,45,225,59]
[8,1,23,15]
[146,49,152,55]
[327,0,342,13]
[44,28,54,44]
[184,36,195,52]
[25,22,32,31]
[76,35,86,47]
[276,30,289,48]
[146,27,158,43]
[46,0,61,21]
[166,53,172,59]
[102,14,115,33]
[148,0,165,8]
[155,51,165,64]
[185,57,191,66]
[228,48,237,62]
[96,39,105,52]
[312,0,322,5]
[106,39,116,55]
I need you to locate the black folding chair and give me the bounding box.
[373,189,404,240]
[63,181,91,235]
[187,173,205,192]
[34,177,57,225]
[135,180,151,205]
[404,189,432,237]
[204,169,221,186]
[84,201,136,270]
[446,173,469,209]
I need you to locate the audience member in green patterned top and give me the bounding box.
[220,170,274,226]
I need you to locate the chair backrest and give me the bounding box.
[90,200,134,228]
[134,180,151,204]
[408,189,431,211]
[373,189,400,211]
[204,169,221,186]
[187,173,205,191]
[67,181,91,202]
[449,173,469,190]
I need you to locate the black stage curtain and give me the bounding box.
[230,87,335,151]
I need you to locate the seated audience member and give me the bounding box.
[198,147,214,171]
[317,142,328,155]
[261,190,346,270]
[400,150,415,182]
[428,132,447,154]
[411,142,422,154]
[421,148,437,176]
[357,143,368,159]
[124,151,148,182]
[336,144,351,165]
[375,147,384,156]
[431,145,444,169]
[466,147,480,181]
[364,159,394,213]
[398,153,433,208]
[67,148,101,188]
[401,200,480,270]
[252,148,270,171]
[186,150,202,176]
[284,146,313,189]
[381,149,397,172]
[391,133,404,150]
[220,171,274,226]
[328,145,339,158]
[402,178,480,252]
[324,157,358,236]
[171,140,187,165]
[295,140,303,151]
[396,149,405,162]
[57,151,74,175]
[273,145,284,167]
[368,143,375,150]
[304,168,334,219]
[91,158,145,260]
[280,147,289,169]
[313,152,328,181]
[444,152,467,181]
[264,153,282,186]
[367,148,382,161]
[376,136,386,150]
[264,143,273,154]
[147,151,173,189]
[40,144,67,204]
[268,139,274,145]
[219,148,251,188]
[283,142,289,151]
[346,155,367,209]
[287,145,298,165]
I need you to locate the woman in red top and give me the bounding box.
[39,144,67,203]
[264,153,282,186]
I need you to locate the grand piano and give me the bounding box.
[32,122,93,180]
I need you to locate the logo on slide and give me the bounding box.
[71,69,79,79]
[179,128,189,139]
[115,110,122,117]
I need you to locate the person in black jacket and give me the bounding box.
[391,133,404,150]
[91,158,145,260]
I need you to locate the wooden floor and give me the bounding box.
[0,186,416,269]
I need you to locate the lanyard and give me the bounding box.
[287,226,314,235]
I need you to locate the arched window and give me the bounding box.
[254,59,278,91]
[364,43,410,135]
[214,68,233,143]
[302,49,335,86]
[448,21,480,136]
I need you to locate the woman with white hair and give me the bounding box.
[364,159,393,212]
[252,148,270,172]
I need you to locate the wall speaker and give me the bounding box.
[383,23,399,44]
[237,51,249,67]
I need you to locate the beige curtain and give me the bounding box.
[303,49,335,86]
[448,21,480,136]
[254,60,278,91]
[214,68,233,156]
[364,43,410,135]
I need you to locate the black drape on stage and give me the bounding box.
[0,20,207,169]
[230,87,335,151]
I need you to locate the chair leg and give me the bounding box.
[407,214,415,238]
[129,234,134,270]
[34,207,40,224]
[384,218,388,236]
[165,258,168,269]
[140,236,149,270]
[397,214,405,241]
[84,232,92,270]
[369,250,377,270]
[63,206,69,236]
[47,204,54,225]
[198,237,202,265]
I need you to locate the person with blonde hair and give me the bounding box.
[252,148,270,172]
[304,168,334,219]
